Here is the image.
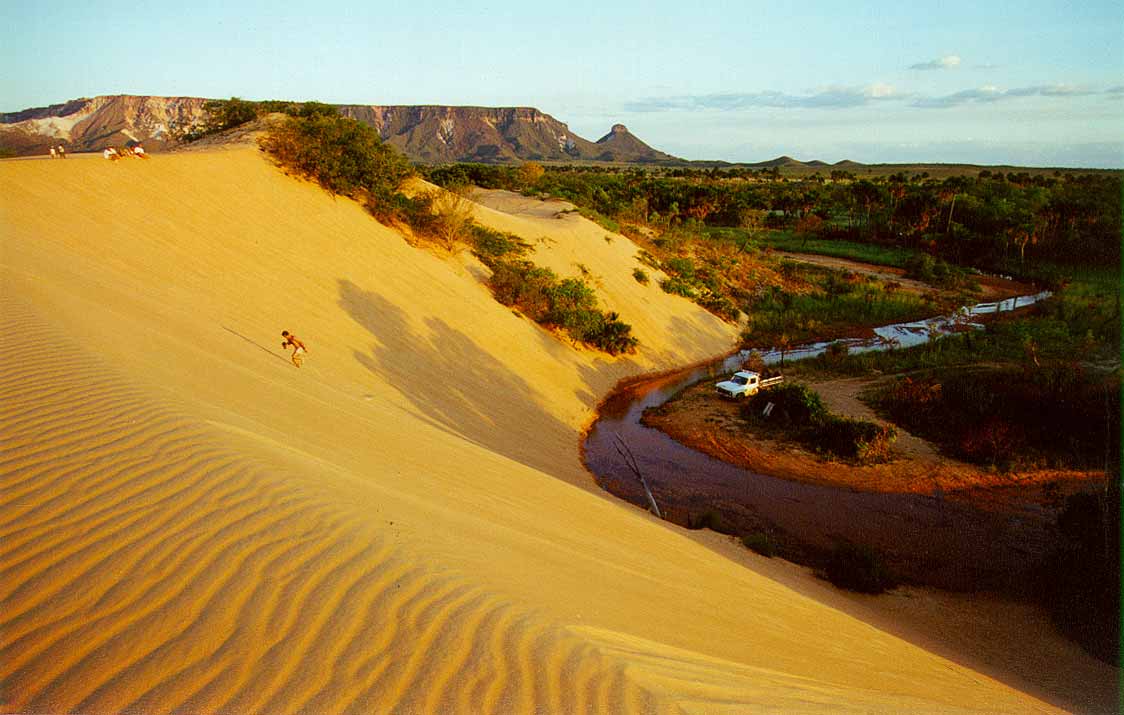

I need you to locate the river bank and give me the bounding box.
[641,376,1101,505]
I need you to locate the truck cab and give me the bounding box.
[715,370,783,399]
[715,370,760,398]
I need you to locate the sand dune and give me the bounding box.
[0,149,1067,713]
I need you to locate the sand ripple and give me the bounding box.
[0,296,668,714]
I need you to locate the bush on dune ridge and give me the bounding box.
[261,118,639,355]
[469,225,638,355]
[260,113,413,200]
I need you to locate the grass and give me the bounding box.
[788,274,1120,381]
[741,266,938,347]
[706,227,918,268]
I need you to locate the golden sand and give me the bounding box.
[0,149,1081,713]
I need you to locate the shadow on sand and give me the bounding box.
[222,326,292,366]
[338,279,613,479]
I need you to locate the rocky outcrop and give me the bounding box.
[592,123,677,163]
[338,105,677,163]
[0,95,208,155]
[1,96,678,163]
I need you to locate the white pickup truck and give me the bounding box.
[715,370,783,399]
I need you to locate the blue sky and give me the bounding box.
[3,0,1121,166]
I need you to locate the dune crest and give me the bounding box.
[0,149,1061,713]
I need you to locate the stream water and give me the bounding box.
[583,291,1054,590]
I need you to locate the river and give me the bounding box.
[583,291,1054,590]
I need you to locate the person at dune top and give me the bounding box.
[281,330,307,367]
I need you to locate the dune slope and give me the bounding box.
[0,149,1061,713]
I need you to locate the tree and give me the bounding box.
[794,214,824,247]
[517,161,545,189]
[203,97,259,132]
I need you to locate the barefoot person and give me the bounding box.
[281,330,307,367]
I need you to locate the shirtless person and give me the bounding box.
[281,330,308,367]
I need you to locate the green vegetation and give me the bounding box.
[741,532,778,557]
[742,383,897,463]
[686,510,734,534]
[746,230,916,267]
[261,112,412,198]
[798,277,1119,376]
[825,544,894,594]
[468,225,638,355]
[260,114,637,356]
[874,366,1118,471]
[742,266,937,348]
[632,267,649,285]
[901,253,978,290]
[428,163,1121,278]
[775,267,1120,473]
[428,163,1121,335]
[1039,486,1120,664]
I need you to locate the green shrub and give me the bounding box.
[202,97,259,132]
[262,114,413,198]
[664,256,696,278]
[825,544,893,593]
[687,510,734,534]
[904,253,937,282]
[744,383,828,427]
[632,268,649,284]
[470,224,530,264]
[485,260,637,354]
[744,383,894,462]
[660,276,698,298]
[488,260,556,320]
[742,532,778,557]
[825,340,850,361]
[817,415,897,462]
[698,291,739,321]
[581,312,639,355]
[1040,488,1121,664]
[875,367,1119,470]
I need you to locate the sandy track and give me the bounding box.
[0,149,1073,713]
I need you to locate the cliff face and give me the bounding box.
[1,96,677,163]
[339,105,600,163]
[0,95,208,155]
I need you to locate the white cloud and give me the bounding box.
[914,83,1098,108]
[910,54,962,71]
[624,81,1110,114]
[624,84,903,112]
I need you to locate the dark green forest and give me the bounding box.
[427,162,1121,278]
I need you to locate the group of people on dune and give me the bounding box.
[102,144,147,161]
[47,144,66,159]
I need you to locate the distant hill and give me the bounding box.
[0,95,679,164]
[337,105,678,164]
[0,95,208,155]
[592,124,677,163]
